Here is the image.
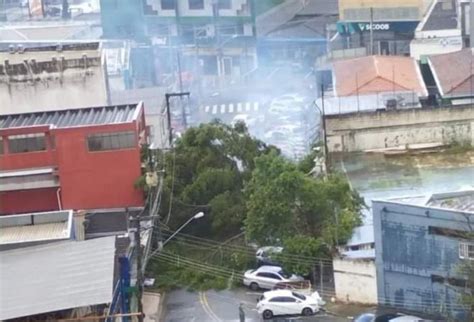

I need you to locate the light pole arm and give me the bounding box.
[162,217,195,246]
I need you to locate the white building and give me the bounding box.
[0,42,109,115]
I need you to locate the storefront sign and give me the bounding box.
[337,21,419,35]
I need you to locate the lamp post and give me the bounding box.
[162,212,205,247]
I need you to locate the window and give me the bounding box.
[292,292,306,301]
[8,133,46,153]
[218,0,231,10]
[269,297,286,303]
[189,0,204,10]
[256,272,281,280]
[459,243,474,260]
[87,131,136,152]
[161,0,175,10]
[269,297,296,303]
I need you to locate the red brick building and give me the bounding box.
[0,103,146,215]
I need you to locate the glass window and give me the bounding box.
[269,297,285,303]
[8,134,46,154]
[459,243,474,260]
[266,273,281,280]
[281,297,296,302]
[87,131,136,152]
[161,0,175,10]
[218,0,231,10]
[189,0,204,10]
[292,292,306,301]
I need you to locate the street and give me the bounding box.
[163,288,351,322]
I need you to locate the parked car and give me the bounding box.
[353,313,424,322]
[243,265,304,290]
[256,246,283,266]
[257,290,320,319]
[273,281,325,306]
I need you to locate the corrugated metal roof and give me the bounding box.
[0,104,140,129]
[0,237,116,320]
[0,222,69,245]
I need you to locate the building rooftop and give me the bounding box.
[0,103,142,129]
[0,23,101,42]
[345,225,374,247]
[333,55,428,97]
[421,0,458,31]
[428,49,474,98]
[0,236,116,320]
[0,210,73,250]
[388,190,474,214]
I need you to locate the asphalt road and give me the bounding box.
[163,288,350,322]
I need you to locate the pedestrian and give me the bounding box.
[239,302,245,322]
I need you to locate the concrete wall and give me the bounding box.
[333,258,378,304]
[0,64,109,115]
[373,200,473,321]
[326,106,474,152]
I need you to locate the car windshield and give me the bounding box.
[278,270,291,279]
[292,292,306,300]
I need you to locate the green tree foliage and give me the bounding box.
[244,151,363,251]
[459,260,474,310]
[275,236,328,276]
[160,122,272,239]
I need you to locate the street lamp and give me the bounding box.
[162,211,205,247]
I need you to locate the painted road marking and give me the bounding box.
[220,104,226,113]
[205,105,210,113]
[199,292,221,322]
[229,104,234,113]
[237,103,243,112]
[212,105,218,115]
[245,102,251,112]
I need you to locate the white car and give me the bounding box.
[243,266,303,290]
[256,246,283,265]
[257,290,320,319]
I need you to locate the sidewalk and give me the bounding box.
[143,292,162,322]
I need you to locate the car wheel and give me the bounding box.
[249,282,259,291]
[262,310,273,320]
[302,307,313,316]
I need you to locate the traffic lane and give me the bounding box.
[162,289,211,322]
[163,288,347,322]
[204,288,349,322]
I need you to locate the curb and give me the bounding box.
[157,292,166,322]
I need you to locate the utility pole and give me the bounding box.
[369,7,374,55]
[321,84,328,173]
[165,92,191,147]
[129,211,144,322]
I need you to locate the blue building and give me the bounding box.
[373,191,474,322]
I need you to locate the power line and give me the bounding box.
[152,252,471,311]
[160,228,335,264]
